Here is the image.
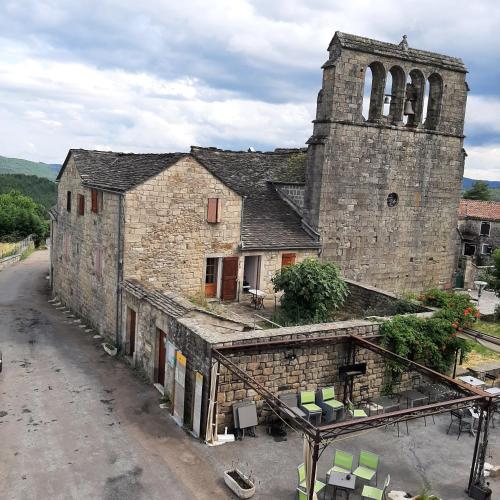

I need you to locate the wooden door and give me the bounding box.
[281,253,296,267]
[127,308,136,356]
[204,257,218,298]
[157,329,166,386]
[221,257,238,301]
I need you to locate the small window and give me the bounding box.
[463,243,476,256]
[387,193,398,207]
[207,198,221,223]
[91,189,103,214]
[482,244,493,255]
[480,221,491,236]
[281,253,296,267]
[78,194,85,216]
[66,191,72,212]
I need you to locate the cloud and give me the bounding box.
[465,145,500,181]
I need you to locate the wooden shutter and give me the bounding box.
[281,253,296,267]
[207,198,219,223]
[78,194,85,215]
[91,189,98,213]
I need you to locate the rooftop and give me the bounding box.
[459,199,500,222]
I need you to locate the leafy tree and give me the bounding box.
[463,180,490,200]
[0,190,48,245]
[0,174,56,211]
[488,249,500,297]
[272,258,348,323]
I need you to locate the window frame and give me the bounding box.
[480,221,491,237]
[481,244,493,255]
[463,243,476,257]
[66,191,72,212]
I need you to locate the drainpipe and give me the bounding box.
[115,194,124,349]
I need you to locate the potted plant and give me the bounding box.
[223,468,255,499]
[413,487,440,500]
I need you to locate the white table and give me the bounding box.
[458,375,486,387]
[486,387,500,395]
[328,471,356,499]
[248,289,266,309]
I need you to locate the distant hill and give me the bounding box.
[462,177,500,190]
[0,174,57,211]
[0,155,59,180]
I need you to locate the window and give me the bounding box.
[362,61,385,121]
[463,243,476,257]
[207,198,221,223]
[482,244,493,255]
[204,257,218,298]
[281,253,296,267]
[66,191,72,212]
[387,193,398,207]
[91,189,103,214]
[424,73,443,130]
[78,194,85,216]
[480,221,491,236]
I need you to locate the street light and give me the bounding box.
[474,280,487,311]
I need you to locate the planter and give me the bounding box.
[223,469,255,499]
[102,343,117,356]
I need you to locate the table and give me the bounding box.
[486,387,500,395]
[328,471,356,499]
[458,375,486,388]
[248,288,265,309]
[400,389,428,408]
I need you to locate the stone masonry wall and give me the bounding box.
[52,158,120,339]
[121,289,213,435]
[458,218,500,265]
[274,183,305,213]
[304,38,467,294]
[123,156,242,297]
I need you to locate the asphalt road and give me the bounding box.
[0,250,228,500]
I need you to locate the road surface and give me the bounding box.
[0,250,228,500]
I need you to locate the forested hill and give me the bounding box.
[0,174,57,211]
[0,155,59,180]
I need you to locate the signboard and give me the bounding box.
[192,371,203,438]
[173,351,186,426]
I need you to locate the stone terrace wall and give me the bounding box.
[343,279,429,318]
[214,321,388,431]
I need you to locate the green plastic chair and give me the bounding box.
[347,400,368,418]
[299,391,322,424]
[297,463,326,497]
[362,474,390,499]
[326,450,354,480]
[353,450,379,484]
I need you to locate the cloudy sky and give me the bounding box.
[0,0,499,179]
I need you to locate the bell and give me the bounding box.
[404,99,414,115]
[384,95,391,104]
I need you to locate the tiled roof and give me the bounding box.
[57,149,186,192]
[331,32,467,73]
[458,199,500,222]
[121,279,193,318]
[190,147,319,250]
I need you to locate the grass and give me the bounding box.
[20,246,35,260]
[474,320,500,339]
[0,242,17,258]
[460,339,500,370]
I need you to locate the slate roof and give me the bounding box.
[190,147,319,250]
[57,149,186,192]
[331,32,467,73]
[121,279,193,318]
[459,199,500,222]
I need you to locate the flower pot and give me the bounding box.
[223,469,255,498]
[102,343,117,356]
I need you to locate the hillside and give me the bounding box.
[0,155,59,180]
[0,174,57,211]
[462,177,500,190]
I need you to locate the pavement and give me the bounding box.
[0,250,230,500]
[467,289,500,316]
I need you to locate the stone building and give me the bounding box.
[457,199,500,265]
[50,148,320,341]
[302,32,468,293]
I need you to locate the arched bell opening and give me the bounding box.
[362,61,386,122]
[424,73,443,130]
[404,69,425,127]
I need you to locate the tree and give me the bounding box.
[0,190,48,245]
[272,258,348,323]
[488,249,500,297]
[463,180,490,201]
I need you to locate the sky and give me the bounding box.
[0,0,499,179]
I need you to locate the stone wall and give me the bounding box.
[303,36,467,294]
[124,156,243,297]
[458,218,500,265]
[121,288,213,434]
[52,158,121,339]
[273,182,305,213]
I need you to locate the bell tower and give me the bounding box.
[303,32,468,293]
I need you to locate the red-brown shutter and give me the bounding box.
[91,189,98,213]
[78,194,85,215]
[216,198,222,222]
[207,198,218,223]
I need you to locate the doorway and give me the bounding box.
[221,256,238,301]
[156,328,167,386]
[126,307,136,357]
[204,257,219,298]
[243,255,261,292]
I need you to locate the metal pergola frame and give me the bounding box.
[212,334,497,500]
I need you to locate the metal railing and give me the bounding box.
[0,235,34,260]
